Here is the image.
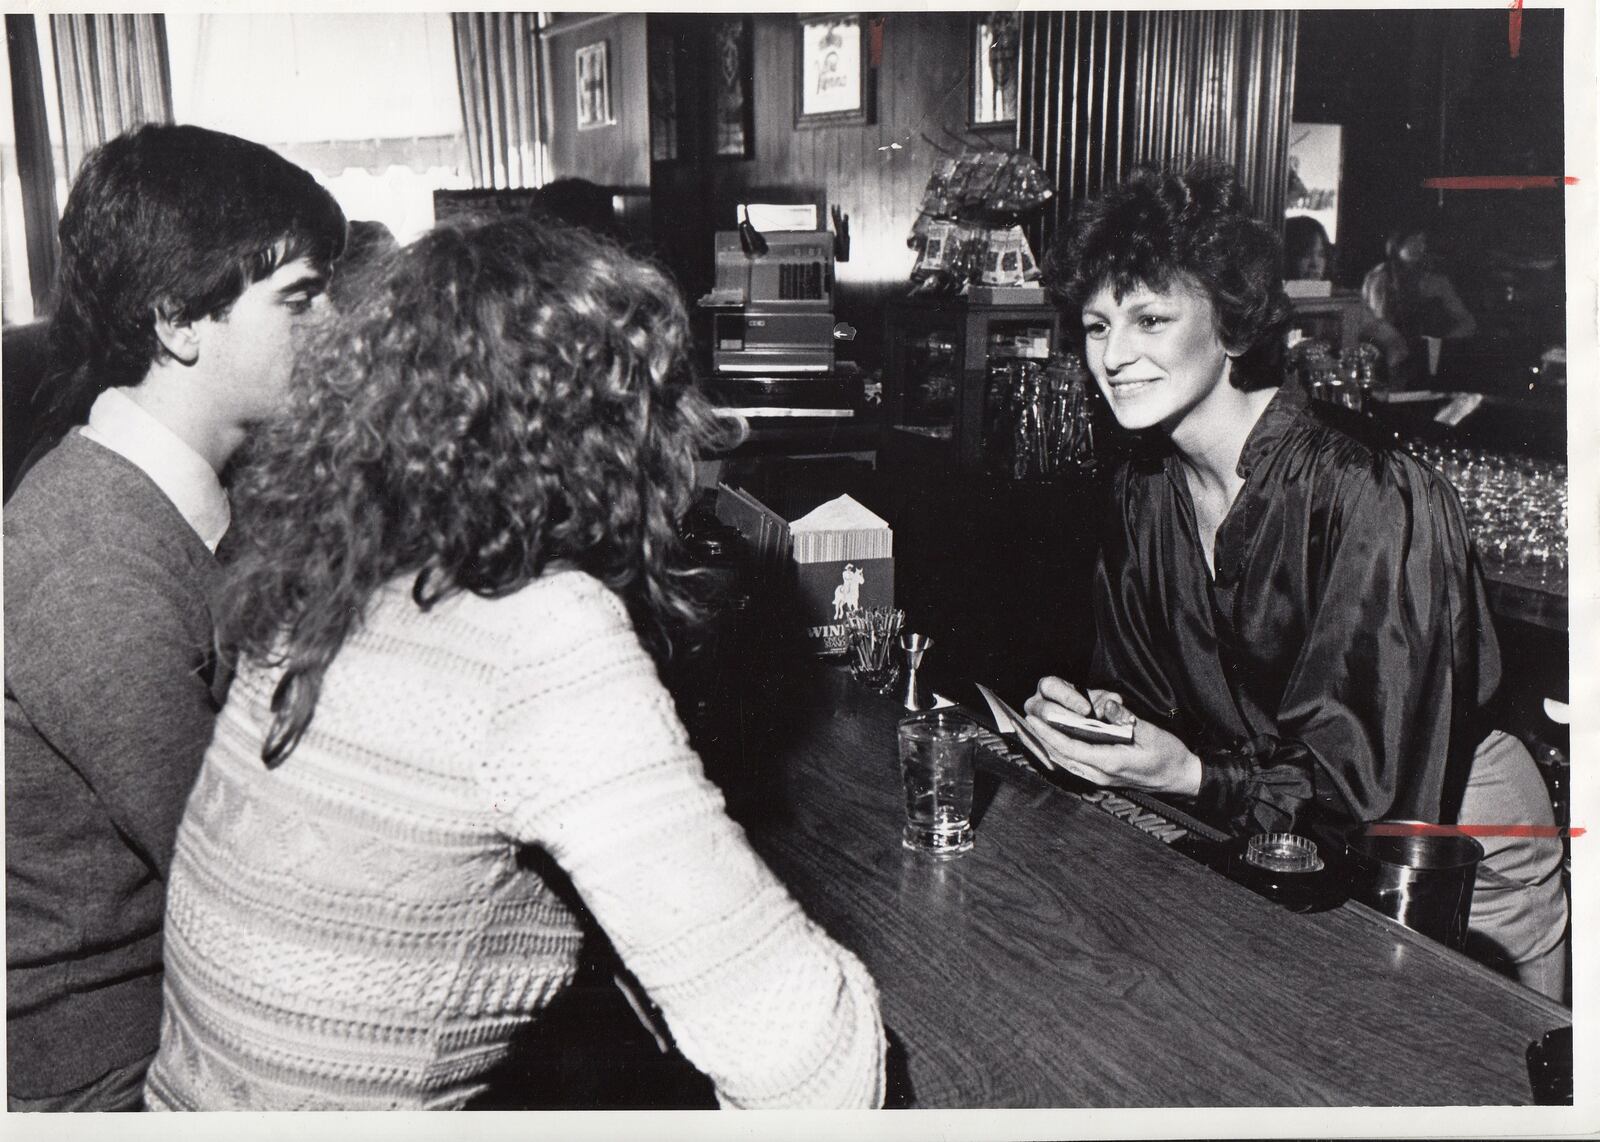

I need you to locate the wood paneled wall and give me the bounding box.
[650,12,1013,364]
[543,13,650,193]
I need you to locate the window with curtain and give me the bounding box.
[165,13,473,242]
[2,30,35,323]
[2,14,71,325]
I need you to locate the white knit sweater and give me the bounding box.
[143,571,885,1110]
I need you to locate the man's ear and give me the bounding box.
[152,301,201,366]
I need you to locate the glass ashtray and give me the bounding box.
[1245,832,1325,874]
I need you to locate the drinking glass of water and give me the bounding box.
[896,711,980,858]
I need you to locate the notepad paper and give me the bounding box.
[975,684,1133,775]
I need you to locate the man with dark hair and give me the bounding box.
[4,123,346,1111]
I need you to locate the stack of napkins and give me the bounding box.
[788,494,892,563]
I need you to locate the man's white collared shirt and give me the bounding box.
[80,388,231,552]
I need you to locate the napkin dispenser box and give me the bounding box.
[789,494,894,656]
[793,557,894,656]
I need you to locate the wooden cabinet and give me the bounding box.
[882,296,1063,469]
[1287,289,1366,351]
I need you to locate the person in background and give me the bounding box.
[4,123,345,1111]
[327,219,399,307]
[532,176,622,240]
[1281,215,1409,382]
[1361,225,1477,386]
[142,215,886,1111]
[1281,214,1333,282]
[1026,163,1567,1000]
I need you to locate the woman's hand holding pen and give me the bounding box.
[1023,676,1203,796]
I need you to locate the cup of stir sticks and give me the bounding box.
[845,606,904,693]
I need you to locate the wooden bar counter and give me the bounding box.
[710,663,1571,1108]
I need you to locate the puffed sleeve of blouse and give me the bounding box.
[1087,467,1186,727]
[1193,454,1496,837]
[474,574,885,1110]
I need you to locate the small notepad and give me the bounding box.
[975,684,1133,775]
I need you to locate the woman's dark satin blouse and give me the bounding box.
[1088,383,1500,840]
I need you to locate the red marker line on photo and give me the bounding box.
[1421,175,1578,191]
[1366,822,1585,839]
[1509,0,1523,59]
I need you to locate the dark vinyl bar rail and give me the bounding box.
[721,665,1569,1109]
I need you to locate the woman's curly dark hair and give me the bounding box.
[1045,161,1292,391]
[220,215,726,765]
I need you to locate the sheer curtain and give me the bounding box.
[49,14,172,179]
[166,13,469,241]
[452,13,546,189]
[4,15,60,320]
[1018,9,1298,248]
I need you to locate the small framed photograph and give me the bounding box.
[795,15,869,127]
[576,40,614,130]
[1286,122,1343,243]
[970,13,1020,126]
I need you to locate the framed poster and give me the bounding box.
[970,13,1019,126]
[1286,122,1342,242]
[576,40,614,130]
[713,18,754,158]
[795,15,868,126]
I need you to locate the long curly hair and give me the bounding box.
[1046,160,1291,391]
[220,215,725,765]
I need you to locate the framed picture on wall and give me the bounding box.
[970,13,1020,126]
[713,18,754,158]
[576,40,614,130]
[795,14,869,127]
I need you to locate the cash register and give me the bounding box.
[699,203,855,419]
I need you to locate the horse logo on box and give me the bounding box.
[832,563,865,619]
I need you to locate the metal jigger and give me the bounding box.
[899,633,936,711]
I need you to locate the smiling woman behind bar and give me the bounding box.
[1025,163,1567,999]
[142,216,886,1110]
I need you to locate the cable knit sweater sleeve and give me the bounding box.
[475,574,886,1110]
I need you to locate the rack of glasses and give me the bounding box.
[1413,442,1567,630]
[981,355,1100,480]
[883,297,1063,470]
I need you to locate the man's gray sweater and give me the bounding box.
[5,431,226,1098]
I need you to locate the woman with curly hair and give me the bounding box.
[142,216,886,1110]
[1023,163,1567,998]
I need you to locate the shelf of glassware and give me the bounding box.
[883,296,1063,470]
[1413,441,1568,632]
